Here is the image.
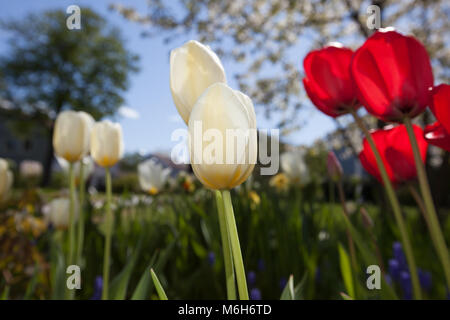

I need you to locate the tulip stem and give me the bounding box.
[76,161,85,266]
[350,110,421,300]
[221,190,249,300]
[215,190,236,300]
[67,163,76,300]
[102,167,113,300]
[336,180,358,273]
[403,117,450,289]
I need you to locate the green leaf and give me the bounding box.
[338,243,355,299]
[51,246,66,300]
[340,213,398,299]
[131,251,159,300]
[109,237,143,300]
[150,268,168,300]
[24,264,39,300]
[280,275,295,300]
[1,285,10,300]
[293,272,308,300]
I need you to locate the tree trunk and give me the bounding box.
[41,122,55,187]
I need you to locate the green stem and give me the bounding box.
[102,167,113,300]
[404,117,450,289]
[337,180,358,273]
[68,163,76,266]
[76,160,85,266]
[351,110,421,300]
[215,190,236,300]
[66,163,76,300]
[221,190,249,300]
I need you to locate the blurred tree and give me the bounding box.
[0,8,139,186]
[110,0,449,134]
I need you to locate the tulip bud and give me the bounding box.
[188,83,257,190]
[327,151,343,181]
[0,158,13,202]
[137,158,172,195]
[280,149,310,186]
[360,207,374,229]
[44,197,78,229]
[170,40,227,124]
[90,121,124,167]
[53,111,94,163]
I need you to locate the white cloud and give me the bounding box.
[168,113,183,124]
[118,106,140,119]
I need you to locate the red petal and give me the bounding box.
[430,84,450,134]
[424,121,450,152]
[303,46,359,117]
[351,30,433,121]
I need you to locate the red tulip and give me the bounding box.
[424,121,450,152]
[359,124,428,185]
[303,44,360,117]
[351,29,433,122]
[429,84,450,134]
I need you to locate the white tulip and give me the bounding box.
[188,83,257,190]
[170,40,227,124]
[56,156,94,182]
[90,121,124,167]
[44,197,78,229]
[280,149,310,185]
[78,111,95,157]
[0,158,13,202]
[19,160,43,178]
[137,158,172,195]
[53,110,95,162]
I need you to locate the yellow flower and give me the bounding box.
[248,190,260,208]
[269,173,289,192]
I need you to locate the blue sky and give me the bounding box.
[0,0,337,155]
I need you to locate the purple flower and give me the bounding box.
[90,276,103,300]
[247,271,256,287]
[418,269,432,291]
[384,274,392,285]
[207,252,215,266]
[250,288,262,300]
[388,259,401,281]
[392,242,407,271]
[399,271,412,300]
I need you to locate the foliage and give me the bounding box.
[1,178,448,299]
[0,8,139,185]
